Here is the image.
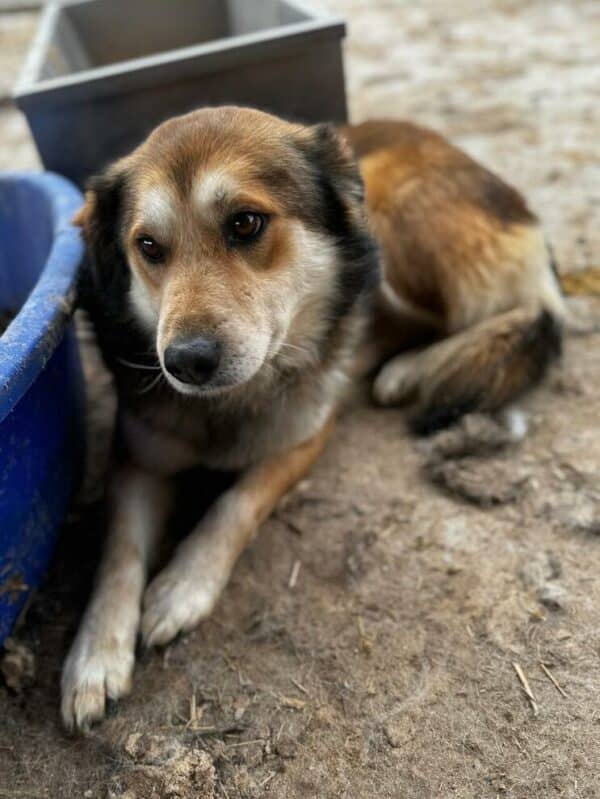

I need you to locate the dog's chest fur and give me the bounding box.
[117,356,350,473]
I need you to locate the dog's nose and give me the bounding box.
[164,336,221,385]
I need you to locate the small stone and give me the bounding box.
[0,638,35,693]
[538,583,567,611]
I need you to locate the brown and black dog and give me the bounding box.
[62,107,564,731]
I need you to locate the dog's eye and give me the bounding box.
[227,212,266,243]
[137,236,165,263]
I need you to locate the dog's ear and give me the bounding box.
[297,123,380,313]
[298,123,366,237]
[75,163,130,316]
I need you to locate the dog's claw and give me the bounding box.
[105,697,120,718]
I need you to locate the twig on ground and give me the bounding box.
[279,695,306,710]
[290,678,310,696]
[539,662,568,698]
[186,690,207,729]
[226,738,266,748]
[288,559,301,589]
[512,662,538,716]
[260,771,277,788]
[274,512,304,536]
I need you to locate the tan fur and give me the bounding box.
[99,112,345,401]
[374,307,552,408]
[63,110,564,731]
[141,416,334,647]
[344,120,564,333]
[61,467,172,731]
[343,120,565,423]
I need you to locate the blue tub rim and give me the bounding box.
[0,171,84,425]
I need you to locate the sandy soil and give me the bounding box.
[1,2,599,798]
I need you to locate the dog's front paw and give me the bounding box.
[140,563,225,649]
[61,628,136,732]
[373,353,420,406]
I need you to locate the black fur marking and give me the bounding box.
[297,124,381,324]
[518,309,563,379]
[475,169,536,227]
[80,171,130,319]
[410,393,483,437]
[411,310,562,437]
[80,169,160,387]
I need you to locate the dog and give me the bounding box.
[61,107,564,731]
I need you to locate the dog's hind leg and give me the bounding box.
[352,119,566,432]
[373,306,563,434]
[140,418,334,649]
[61,466,172,732]
[369,220,565,433]
[371,348,422,406]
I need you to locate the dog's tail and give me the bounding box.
[408,306,563,435]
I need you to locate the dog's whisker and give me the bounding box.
[279,342,311,355]
[138,371,166,394]
[117,357,161,372]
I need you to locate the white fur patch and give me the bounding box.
[61,469,172,730]
[141,564,225,648]
[138,185,176,238]
[373,351,420,406]
[193,169,239,213]
[129,275,159,331]
[267,223,338,361]
[501,406,529,440]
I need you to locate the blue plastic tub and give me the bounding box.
[0,172,85,645]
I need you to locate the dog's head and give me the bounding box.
[77,107,378,397]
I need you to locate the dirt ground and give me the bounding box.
[1,2,599,798]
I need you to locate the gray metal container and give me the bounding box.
[14,0,347,186]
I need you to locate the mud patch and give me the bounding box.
[108,734,215,799]
[422,414,529,506]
